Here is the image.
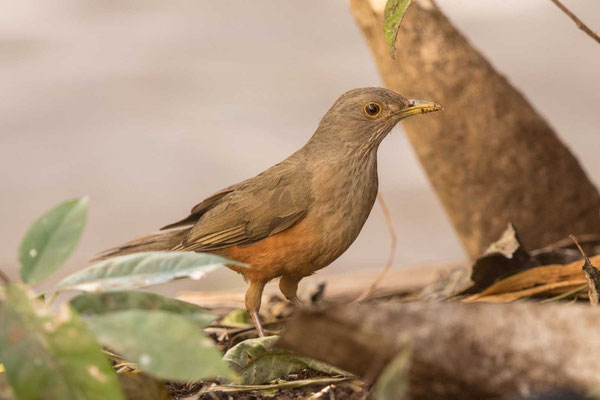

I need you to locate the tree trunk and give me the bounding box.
[351,0,600,258]
[279,301,600,399]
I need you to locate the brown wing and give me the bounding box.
[173,171,312,252]
[160,182,244,230]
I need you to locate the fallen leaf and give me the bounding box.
[223,336,349,385]
[463,279,587,303]
[463,256,598,302]
[220,308,251,328]
[468,224,532,293]
[571,235,600,306]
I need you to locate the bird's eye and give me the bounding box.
[363,102,382,118]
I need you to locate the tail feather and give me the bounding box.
[91,228,190,262]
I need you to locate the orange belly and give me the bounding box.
[221,217,321,283]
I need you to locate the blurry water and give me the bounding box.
[1,0,598,293]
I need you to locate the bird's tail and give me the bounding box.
[91,228,190,262]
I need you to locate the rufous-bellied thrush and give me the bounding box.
[96,87,442,335]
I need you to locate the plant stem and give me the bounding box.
[550,0,600,45]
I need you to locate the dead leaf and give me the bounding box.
[462,255,600,303]
[468,224,532,293]
[571,235,600,306]
[223,336,350,385]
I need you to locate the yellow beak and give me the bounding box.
[399,99,443,117]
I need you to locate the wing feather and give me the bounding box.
[178,170,312,252]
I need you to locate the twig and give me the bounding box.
[570,234,590,261]
[550,0,600,45]
[0,269,10,285]
[353,192,397,303]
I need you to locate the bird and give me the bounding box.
[96,87,442,336]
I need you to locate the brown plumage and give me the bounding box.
[96,87,442,335]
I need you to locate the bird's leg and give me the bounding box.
[279,275,303,306]
[245,280,266,337]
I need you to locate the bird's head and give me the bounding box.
[314,87,442,153]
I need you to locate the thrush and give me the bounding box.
[96,87,442,336]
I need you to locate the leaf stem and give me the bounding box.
[549,0,600,45]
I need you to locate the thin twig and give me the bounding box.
[0,269,10,285]
[550,0,600,45]
[570,234,592,265]
[353,192,397,303]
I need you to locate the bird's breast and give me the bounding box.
[305,154,379,267]
[224,153,379,281]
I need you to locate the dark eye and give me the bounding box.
[363,102,382,118]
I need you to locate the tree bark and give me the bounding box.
[279,301,600,399]
[351,0,600,258]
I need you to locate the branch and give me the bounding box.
[550,0,600,45]
[279,301,600,398]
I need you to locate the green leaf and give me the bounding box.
[384,0,412,58]
[223,336,349,385]
[0,284,125,400]
[19,197,89,285]
[70,291,216,328]
[220,308,251,328]
[83,310,233,381]
[56,251,243,292]
[373,349,411,400]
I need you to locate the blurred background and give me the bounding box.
[1,0,599,293]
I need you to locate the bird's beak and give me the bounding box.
[398,99,443,118]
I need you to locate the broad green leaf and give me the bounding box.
[373,348,411,400]
[220,308,251,328]
[83,310,233,381]
[223,336,349,385]
[0,284,125,400]
[384,0,412,58]
[19,197,88,285]
[70,291,215,327]
[56,251,243,292]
